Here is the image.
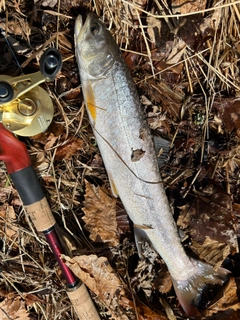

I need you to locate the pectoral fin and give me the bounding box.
[134,224,150,258]
[83,82,97,121]
[107,171,118,198]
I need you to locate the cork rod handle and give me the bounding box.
[67,282,100,320]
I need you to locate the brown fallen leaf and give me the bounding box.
[165,38,186,65]
[202,309,240,320]
[62,254,125,317]
[154,264,172,294]
[159,297,177,320]
[44,132,59,150]
[203,277,240,317]
[31,122,64,145]
[0,205,18,246]
[191,237,231,269]
[122,0,148,21]
[120,296,168,320]
[171,0,207,14]
[0,293,31,320]
[82,180,119,247]
[213,98,240,134]
[177,184,238,267]
[146,15,161,49]
[55,137,84,160]
[24,293,45,307]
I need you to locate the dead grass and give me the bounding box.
[0,0,240,319]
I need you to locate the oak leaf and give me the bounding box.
[203,277,240,317]
[55,137,84,160]
[0,293,30,320]
[82,181,119,247]
[191,237,231,269]
[177,184,238,267]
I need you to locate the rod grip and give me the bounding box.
[67,282,100,320]
[25,197,56,231]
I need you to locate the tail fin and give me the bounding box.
[172,260,230,316]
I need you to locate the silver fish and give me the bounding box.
[74,13,229,316]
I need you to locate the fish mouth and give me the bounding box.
[75,13,93,43]
[74,15,83,40]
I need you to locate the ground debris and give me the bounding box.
[177,183,238,262]
[82,180,120,247]
[201,277,240,317]
[0,292,31,320]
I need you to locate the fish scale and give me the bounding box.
[75,13,229,316]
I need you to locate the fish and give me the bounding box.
[74,13,229,316]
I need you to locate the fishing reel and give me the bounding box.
[0,48,62,136]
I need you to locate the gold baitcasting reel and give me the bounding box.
[0,48,62,136]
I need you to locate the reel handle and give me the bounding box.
[0,48,62,105]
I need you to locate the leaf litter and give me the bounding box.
[0,0,240,319]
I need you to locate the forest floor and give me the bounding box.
[0,0,240,319]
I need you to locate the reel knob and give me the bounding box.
[40,48,62,82]
[0,81,14,103]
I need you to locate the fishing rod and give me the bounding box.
[0,47,100,319]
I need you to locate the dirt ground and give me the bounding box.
[0,0,240,319]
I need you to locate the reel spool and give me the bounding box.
[0,48,62,136]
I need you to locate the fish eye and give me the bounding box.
[90,23,99,34]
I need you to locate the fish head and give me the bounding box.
[75,14,120,78]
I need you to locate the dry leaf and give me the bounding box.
[44,132,58,150]
[159,297,176,320]
[40,0,58,8]
[203,277,240,317]
[62,254,125,314]
[199,9,222,34]
[134,242,158,297]
[146,15,161,48]
[120,296,168,320]
[55,137,84,160]
[24,293,44,307]
[191,237,231,269]
[0,206,18,244]
[0,293,31,320]
[177,184,238,263]
[171,0,207,14]
[154,265,172,294]
[122,0,148,21]
[165,38,186,65]
[213,98,240,134]
[82,180,119,247]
